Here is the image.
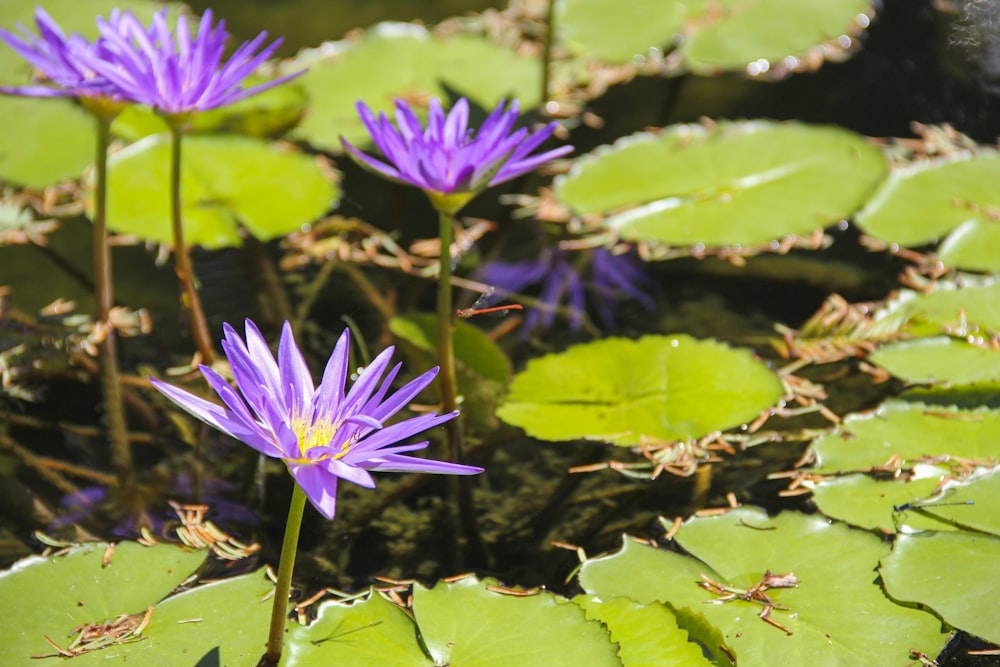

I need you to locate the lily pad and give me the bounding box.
[882,531,1000,644]
[390,314,510,383]
[574,595,714,667]
[870,336,1000,386]
[97,133,338,249]
[0,541,205,664]
[284,591,431,666]
[578,509,949,666]
[286,23,542,152]
[413,577,620,667]
[810,400,1000,474]
[556,0,873,74]
[882,278,1000,337]
[856,152,1000,272]
[555,121,886,248]
[497,334,784,445]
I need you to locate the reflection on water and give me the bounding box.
[184,0,504,57]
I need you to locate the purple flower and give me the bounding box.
[479,247,655,336]
[150,320,481,520]
[341,97,572,212]
[0,7,127,99]
[79,9,301,115]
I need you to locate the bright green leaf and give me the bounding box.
[555,121,886,248]
[497,334,784,445]
[390,314,510,383]
[97,133,337,249]
[871,336,1000,385]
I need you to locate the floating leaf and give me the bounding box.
[882,531,1000,644]
[870,336,1000,385]
[390,314,510,383]
[284,592,431,667]
[810,400,1000,474]
[578,509,948,666]
[809,474,956,534]
[497,334,784,446]
[97,133,337,249]
[287,23,541,152]
[574,595,714,667]
[883,279,1000,336]
[556,0,872,75]
[0,542,205,663]
[856,152,1000,272]
[555,121,885,248]
[414,577,620,667]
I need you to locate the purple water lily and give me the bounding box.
[479,247,656,336]
[78,9,300,115]
[150,320,481,520]
[341,97,572,210]
[0,7,127,99]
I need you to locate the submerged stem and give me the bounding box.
[92,114,135,500]
[259,482,307,667]
[167,125,215,365]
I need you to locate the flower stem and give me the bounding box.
[167,126,215,366]
[259,481,307,667]
[436,210,462,462]
[541,0,556,110]
[92,114,135,501]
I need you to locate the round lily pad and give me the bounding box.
[855,153,1000,272]
[870,336,1000,386]
[97,133,338,249]
[882,279,1000,338]
[555,121,886,248]
[496,334,784,445]
[286,22,542,153]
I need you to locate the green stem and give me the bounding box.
[92,115,135,499]
[260,482,307,667]
[167,126,215,366]
[436,210,462,462]
[541,0,556,110]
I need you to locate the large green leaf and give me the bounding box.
[287,23,541,152]
[497,334,784,446]
[870,336,1000,386]
[413,577,621,667]
[882,531,1000,644]
[555,0,873,74]
[810,400,1000,474]
[578,509,948,666]
[574,596,714,667]
[97,133,338,249]
[555,121,886,248]
[284,592,431,667]
[0,542,205,663]
[882,278,1000,336]
[856,152,1000,272]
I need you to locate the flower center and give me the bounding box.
[291,415,353,461]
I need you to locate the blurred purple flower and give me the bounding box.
[150,320,481,520]
[0,7,128,99]
[341,97,572,212]
[79,9,301,115]
[478,247,655,336]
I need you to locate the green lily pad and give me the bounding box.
[870,336,1000,386]
[882,531,1000,644]
[414,577,620,667]
[284,592,431,666]
[809,474,961,534]
[71,570,274,666]
[0,541,205,663]
[556,0,872,74]
[856,152,1000,272]
[882,279,1000,337]
[578,509,948,666]
[574,595,714,667]
[390,314,510,383]
[286,23,541,153]
[810,400,1000,474]
[97,133,338,249]
[555,121,886,248]
[497,334,784,446]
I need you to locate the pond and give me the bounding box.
[0,0,999,665]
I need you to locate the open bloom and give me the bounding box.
[478,247,656,336]
[341,97,572,213]
[78,9,301,115]
[0,7,128,99]
[150,320,481,519]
